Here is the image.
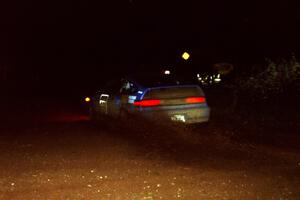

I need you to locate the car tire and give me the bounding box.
[88,107,96,120]
[89,107,101,121]
[118,108,129,120]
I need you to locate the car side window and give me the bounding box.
[120,80,137,95]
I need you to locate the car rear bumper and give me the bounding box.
[136,104,210,124]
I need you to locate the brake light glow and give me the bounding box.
[134,99,161,107]
[185,97,206,104]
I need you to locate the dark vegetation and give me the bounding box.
[203,57,300,148]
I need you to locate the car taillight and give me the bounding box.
[134,99,161,107]
[185,97,206,104]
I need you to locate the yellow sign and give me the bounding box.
[182,52,190,60]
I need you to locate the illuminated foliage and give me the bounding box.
[235,56,300,100]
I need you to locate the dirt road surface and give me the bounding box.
[0,101,300,200]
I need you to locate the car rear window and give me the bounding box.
[129,75,180,87]
[143,86,204,99]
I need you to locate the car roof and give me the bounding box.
[124,74,181,88]
[124,71,202,87]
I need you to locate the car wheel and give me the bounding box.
[119,108,129,120]
[88,107,96,120]
[89,107,102,121]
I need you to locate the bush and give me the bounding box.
[230,56,300,105]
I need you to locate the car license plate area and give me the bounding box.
[171,114,186,122]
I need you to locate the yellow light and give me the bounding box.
[182,52,190,60]
[85,97,91,102]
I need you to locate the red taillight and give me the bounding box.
[134,99,161,107]
[185,97,206,104]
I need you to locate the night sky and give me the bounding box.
[1,1,300,94]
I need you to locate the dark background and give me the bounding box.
[1,1,300,97]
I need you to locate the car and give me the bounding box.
[88,74,210,124]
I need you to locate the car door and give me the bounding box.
[94,79,122,116]
[118,79,138,113]
[98,93,109,114]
